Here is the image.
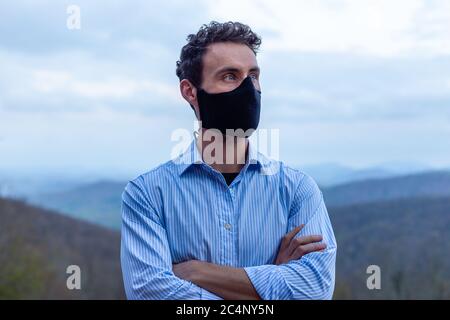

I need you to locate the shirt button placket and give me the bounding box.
[226,187,236,266]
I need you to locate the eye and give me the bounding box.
[223,73,236,81]
[250,73,259,80]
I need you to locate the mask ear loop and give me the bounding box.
[193,129,205,163]
[193,117,202,141]
[193,101,201,141]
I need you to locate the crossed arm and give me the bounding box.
[172,224,326,299]
[120,178,337,300]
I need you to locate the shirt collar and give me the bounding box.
[174,139,269,176]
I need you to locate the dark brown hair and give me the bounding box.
[175,21,262,88]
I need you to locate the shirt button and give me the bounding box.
[224,223,232,230]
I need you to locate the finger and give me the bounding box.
[293,242,327,258]
[287,234,322,256]
[289,243,326,260]
[296,235,323,246]
[281,224,304,249]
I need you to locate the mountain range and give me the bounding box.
[27,170,450,230]
[0,197,125,299]
[2,192,450,299]
[323,170,450,207]
[330,195,450,299]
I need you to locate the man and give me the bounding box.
[121,21,337,300]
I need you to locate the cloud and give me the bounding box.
[0,48,184,115]
[31,69,179,100]
[0,0,449,170]
[0,107,190,172]
[256,51,450,124]
[206,0,450,57]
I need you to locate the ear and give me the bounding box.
[180,79,201,120]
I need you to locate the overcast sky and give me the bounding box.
[0,0,449,178]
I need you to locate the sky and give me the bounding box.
[0,0,449,179]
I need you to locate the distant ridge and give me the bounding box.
[27,170,450,230]
[329,195,450,299]
[30,180,126,229]
[0,197,125,299]
[323,170,450,207]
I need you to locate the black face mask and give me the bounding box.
[196,76,261,137]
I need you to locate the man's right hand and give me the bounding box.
[275,224,326,265]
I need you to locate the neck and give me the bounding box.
[196,128,248,173]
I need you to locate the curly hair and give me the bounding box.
[175,21,262,88]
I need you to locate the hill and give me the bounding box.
[302,162,431,187]
[330,196,450,299]
[0,197,125,299]
[30,180,126,229]
[2,193,450,299]
[29,171,450,230]
[323,171,450,207]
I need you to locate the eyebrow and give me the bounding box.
[214,66,260,76]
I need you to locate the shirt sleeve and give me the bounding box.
[244,174,337,300]
[120,177,222,300]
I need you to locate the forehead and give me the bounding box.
[202,42,258,72]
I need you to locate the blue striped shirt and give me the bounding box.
[120,139,337,300]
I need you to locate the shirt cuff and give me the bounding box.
[244,264,282,300]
